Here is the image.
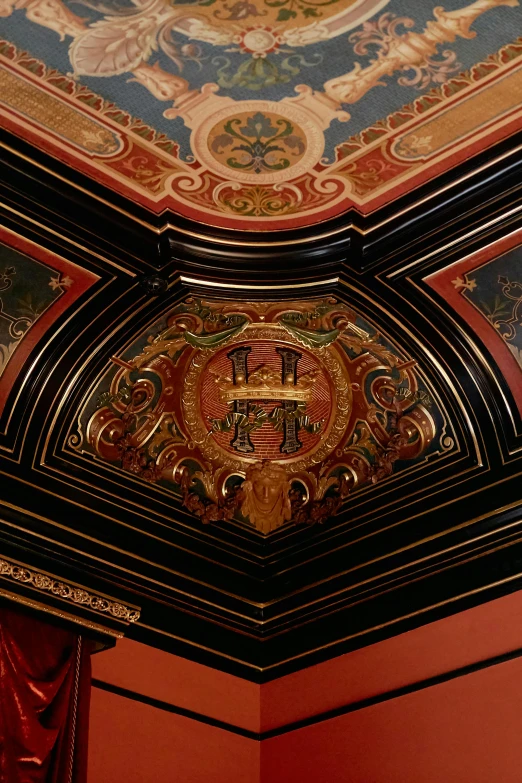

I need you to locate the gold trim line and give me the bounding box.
[0,587,124,638]
[0,556,141,623]
[179,276,339,290]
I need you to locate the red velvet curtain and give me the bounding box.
[0,607,91,783]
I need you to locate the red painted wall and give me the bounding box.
[262,656,522,783]
[89,687,260,783]
[92,638,260,732]
[88,592,522,783]
[261,591,522,731]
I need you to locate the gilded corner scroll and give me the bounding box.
[74,297,450,535]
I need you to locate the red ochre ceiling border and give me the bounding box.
[1,36,521,232]
[0,226,99,415]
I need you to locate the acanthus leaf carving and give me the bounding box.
[77,297,446,535]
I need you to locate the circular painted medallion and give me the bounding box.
[195,338,336,464]
[208,110,308,178]
[193,100,324,184]
[239,28,281,56]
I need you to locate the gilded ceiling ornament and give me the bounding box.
[77,297,445,535]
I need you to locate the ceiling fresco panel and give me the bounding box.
[425,231,522,419]
[0,228,99,429]
[0,0,521,229]
[0,0,522,681]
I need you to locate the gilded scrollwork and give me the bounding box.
[77,297,446,534]
[0,558,140,623]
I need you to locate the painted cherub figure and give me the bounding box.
[240,460,292,534]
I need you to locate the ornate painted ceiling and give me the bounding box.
[0,0,521,681]
[1,0,521,228]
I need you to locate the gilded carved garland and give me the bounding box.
[78,297,442,534]
[0,558,140,623]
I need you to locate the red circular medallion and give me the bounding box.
[199,340,334,462]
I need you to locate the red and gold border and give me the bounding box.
[425,229,522,417]
[1,38,521,231]
[0,227,99,415]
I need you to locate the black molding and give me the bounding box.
[91,678,260,739]
[1,119,522,680]
[92,640,522,740]
[2,126,522,278]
